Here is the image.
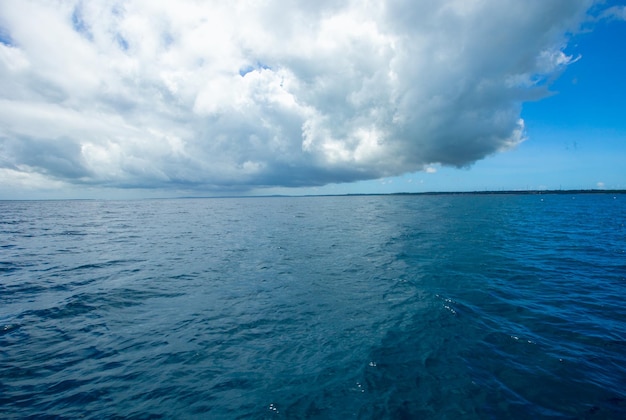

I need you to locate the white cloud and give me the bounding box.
[0,0,595,194]
[601,6,626,21]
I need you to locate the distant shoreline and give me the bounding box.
[289,189,625,198]
[186,189,626,199]
[389,189,626,196]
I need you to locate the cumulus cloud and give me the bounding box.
[0,0,596,193]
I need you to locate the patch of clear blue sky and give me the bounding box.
[262,11,625,196]
[0,25,12,46]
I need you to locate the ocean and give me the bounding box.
[1,193,625,419]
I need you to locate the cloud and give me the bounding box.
[0,0,595,193]
[600,5,626,21]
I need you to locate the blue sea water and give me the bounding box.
[1,194,625,419]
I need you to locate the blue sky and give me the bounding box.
[0,1,624,199]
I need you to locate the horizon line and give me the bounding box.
[3,188,625,201]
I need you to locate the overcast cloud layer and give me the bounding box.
[0,0,598,193]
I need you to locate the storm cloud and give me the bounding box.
[0,0,597,193]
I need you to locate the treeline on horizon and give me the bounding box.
[392,189,626,196]
[329,189,626,198]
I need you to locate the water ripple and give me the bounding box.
[1,195,625,418]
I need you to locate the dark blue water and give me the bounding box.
[1,194,625,419]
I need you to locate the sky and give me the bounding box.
[0,0,624,199]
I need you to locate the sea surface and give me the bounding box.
[1,194,625,419]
